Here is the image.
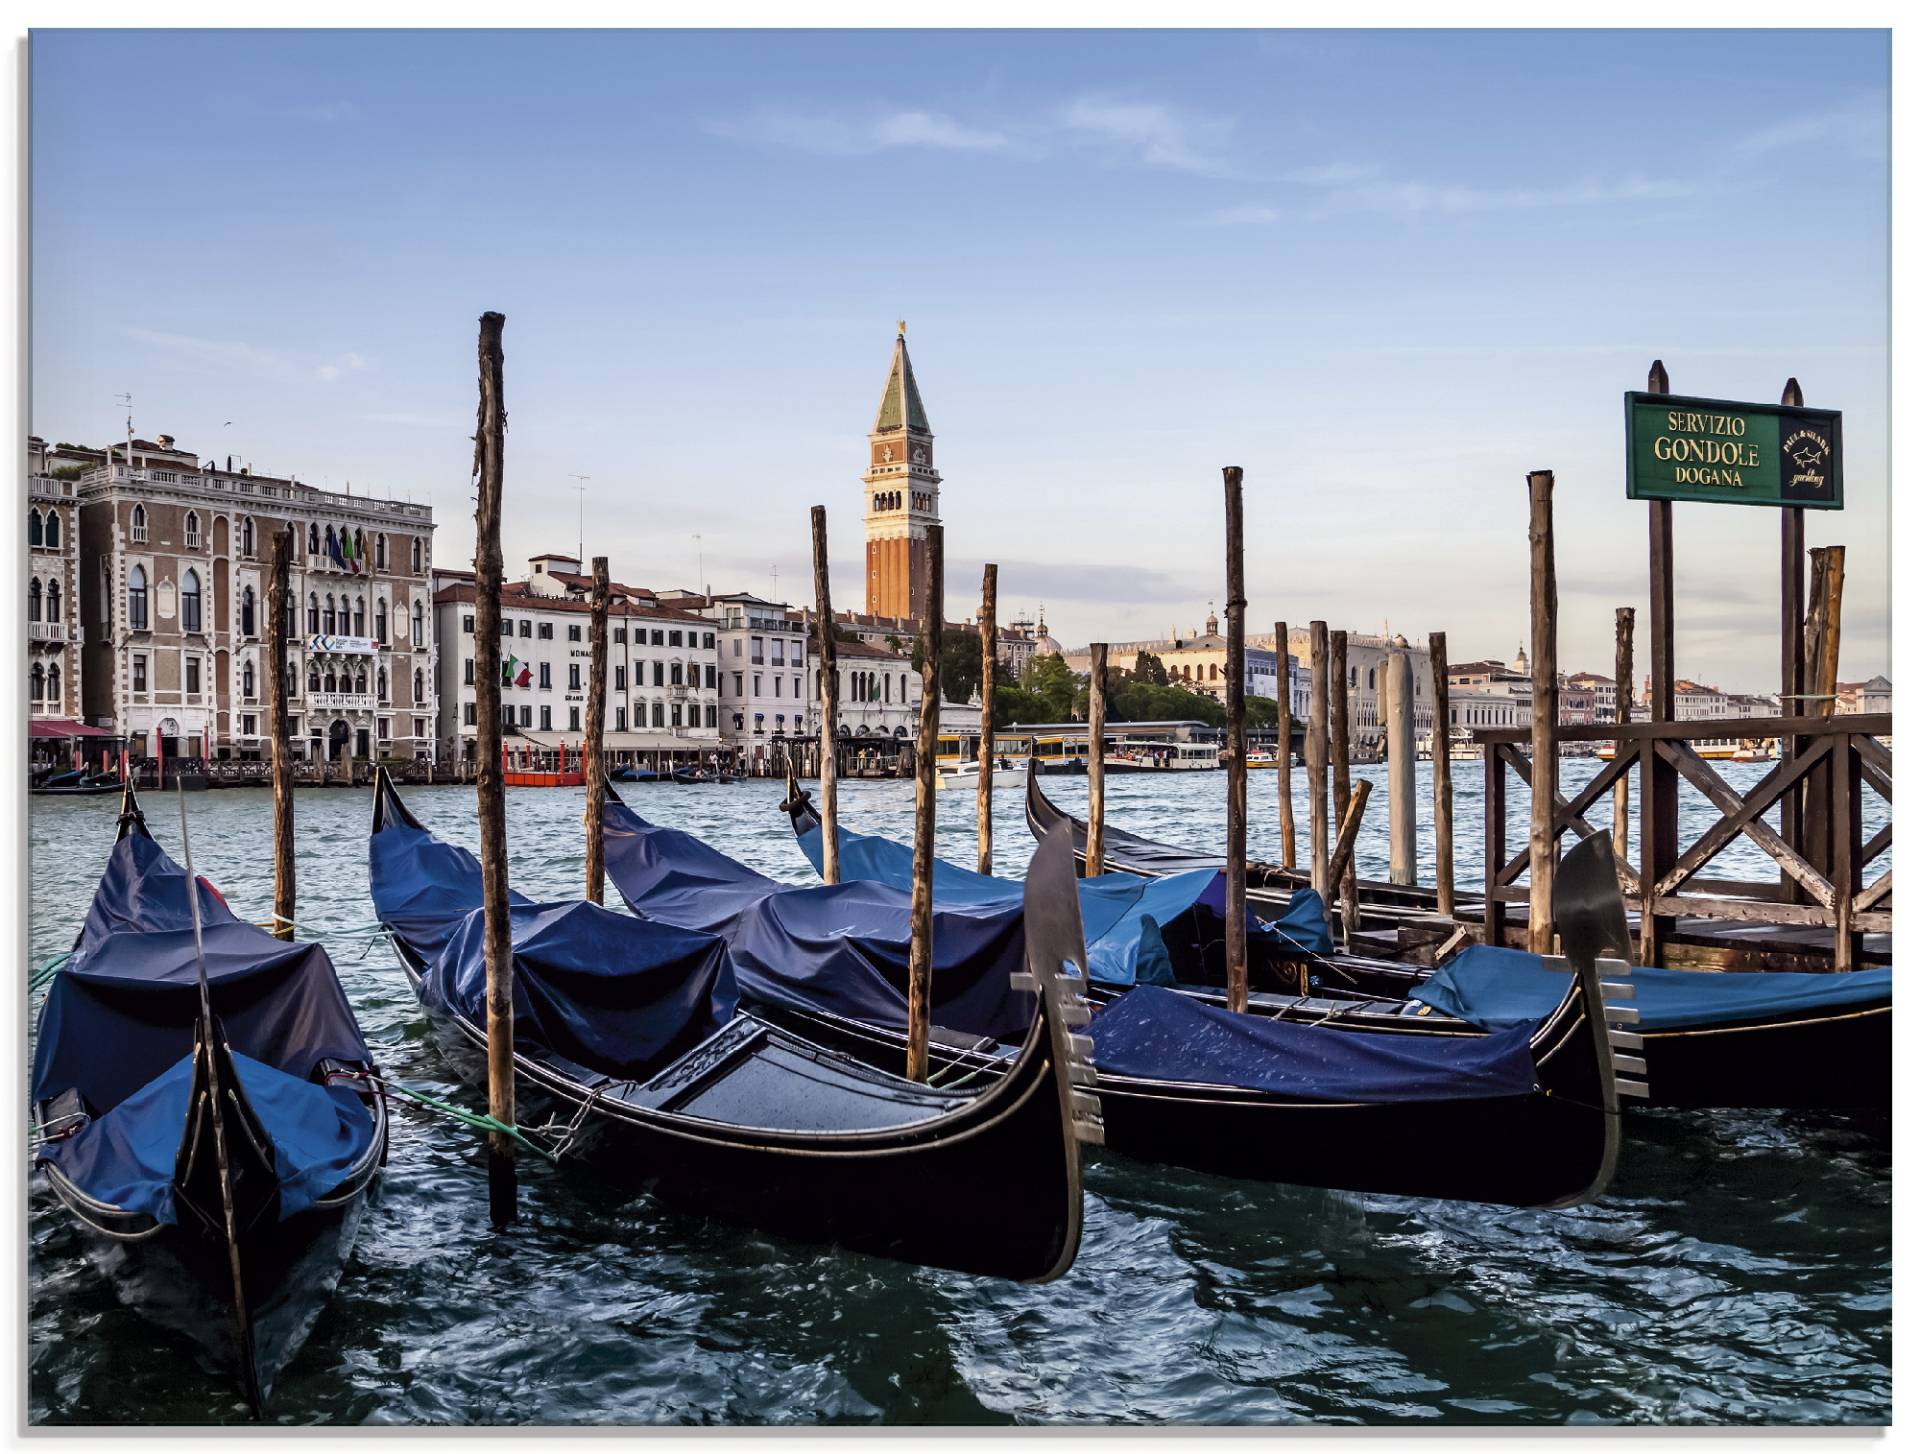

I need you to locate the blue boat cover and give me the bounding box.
[603,797,1034,1041]
[1090,984,1542,1102]
[425,901,738,1078]
[38,1050,375,1225]
[370,800,739,1077]
[1413,944,1894,1032]
[32,831,372,1121]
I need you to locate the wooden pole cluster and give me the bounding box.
[1274,621,1296,869]
[1085,643,1108,878]
[977,564,998,876]
[1427,631,1454,918]
[1383,638,1416,885]
[810,506,840,886]
[470,311,516,1228]
[1329,630,1356,944]
[583,556,610,903]
[905,524,945,1082]
[1640,359,1678,966]
[1525,469,1558,955]
[1308,621,1330,904]
[1221,467,1248,1014]
[266,527,295,942]
[1612,607,1635,863]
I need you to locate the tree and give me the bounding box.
[910,626,988,704]
[1131,650,1169,686]
[1020,654,1078,721]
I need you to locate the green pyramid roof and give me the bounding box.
[873,332,930,434]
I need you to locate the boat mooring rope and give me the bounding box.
[345,1072,561,1164]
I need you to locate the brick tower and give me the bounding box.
[862,322,941,621]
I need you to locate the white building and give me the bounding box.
[432,556,720,766]
[1289,628,1438,750]
[699,592,814,772]
[28,438,85,724]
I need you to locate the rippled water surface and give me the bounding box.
[27,767,1890,1425]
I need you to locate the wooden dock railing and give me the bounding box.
[1475,713,1890,969]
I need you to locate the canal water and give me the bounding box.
[26,766,1890,1425]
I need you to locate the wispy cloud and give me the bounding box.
[284,100,359,124]
[1060,96,1235,176]
[705,106,1012,157]
[1735,96,1886,158]
[1211,167,1713,224]
[125,328,369,384]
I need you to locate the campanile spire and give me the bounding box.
[862,324,941,621]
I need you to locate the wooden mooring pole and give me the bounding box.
[1526,469,1558,955]
[266,527,295,941]
[1384,636,1416,885]
[1801,545,1846,891]
[905,525,944,1082]
[1329,630,1356,945]
[1427,631,1454,918]
[1086,643,1108,878]
[1779,376,1808,880]
[1275,621,1296,870]
[1640,359,1678,967]
[1308,621,1331,906]
[811,506,840,885]
[1612,607,1634,864]
[977,564,998,876]
[471,311,516,1228]
[1327,779,1374,897]
[1222,467,1248,1014]
[584,556,609,903]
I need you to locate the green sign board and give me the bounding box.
[1625,392,1843,509]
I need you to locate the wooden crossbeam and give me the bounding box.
[1856,869,1892,913]
[1493,744,1637,890]
[1861,823,1891,866]
[1655,737,1832,898]
[1658,739,1835,909]
[1854,732,1892,783]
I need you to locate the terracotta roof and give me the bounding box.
[834,637,910,662]
[433,581,712,624]
[545,569,656,600]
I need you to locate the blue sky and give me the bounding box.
[32,28,1889,691]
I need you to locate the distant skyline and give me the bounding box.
[31,28,1890,693]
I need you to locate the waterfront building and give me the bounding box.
[1559,678,1598,726]
[1566,671,1620,722]
[1286,628,1437,752]
[1672,678,1732,722]
[1449,689,1528,733]
[432,555,721,766]
[700,592,813,771]
[1837,676,1892,716]
[54,432,437,765]
[861,325,942,622]
[27,438,85,725]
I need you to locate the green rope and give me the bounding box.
[28,951,71,990]
[374,1078,559,1163]
[257,915,391,940]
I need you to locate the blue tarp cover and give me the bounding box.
[1413,944,1894,1032]
[32,831,371,1120]
[796,819,1331,982]
[370,802,738,1078]
[603,798,1034,1041]
[39,1051,375,1225]
[1090,984,1542,1102]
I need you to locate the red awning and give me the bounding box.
[29,718,114,739]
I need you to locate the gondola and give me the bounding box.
[604,784,1638,1208]
[31,783,387,1415]
[31,769,126,797]
[1024,763,1893,1110]
[369,768,1099,1282]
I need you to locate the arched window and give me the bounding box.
[412,600,425,646]
[354,668,368,695]
[27,509,42,547]
[375,533,388,570]
[308,522,320,556]
[354,529,366,564]
[47,666,60,703]
[28,578,41,622]
[242,660,255,699]
[45,512,59,548]
[241,586,256,637]
[184,511,201,549]
[181,569,202,632]
[308,665,321,694]
[375,599,388,643]
[411,537,422,573]
[130,505,148,543]
[353,595,366,636]
[241,516,255,557]
[1367,668,1376,691]
[46,580,60,622]
[377,668,389,702]
[324,594,337,634]
[128,565,149,630]
[30,663,43,702]
[325,525,336,561]
[414,668,425,705]
[307,593,320,633]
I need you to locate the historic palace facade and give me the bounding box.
[861,324,942,622]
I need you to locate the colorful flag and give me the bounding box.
[516,665,532,689]
[341,528,355,573]
[329,529,346,570]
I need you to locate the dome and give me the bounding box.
[1032,607,1062,657]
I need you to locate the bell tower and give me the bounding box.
[863,322,941,621]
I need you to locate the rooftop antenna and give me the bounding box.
[693,534,704,595]
[568,475,590,565]
[113,392,133,471]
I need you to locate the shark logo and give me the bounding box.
[1780,426,1835,499]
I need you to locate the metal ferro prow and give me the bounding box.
[1012,825,1105,1146]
